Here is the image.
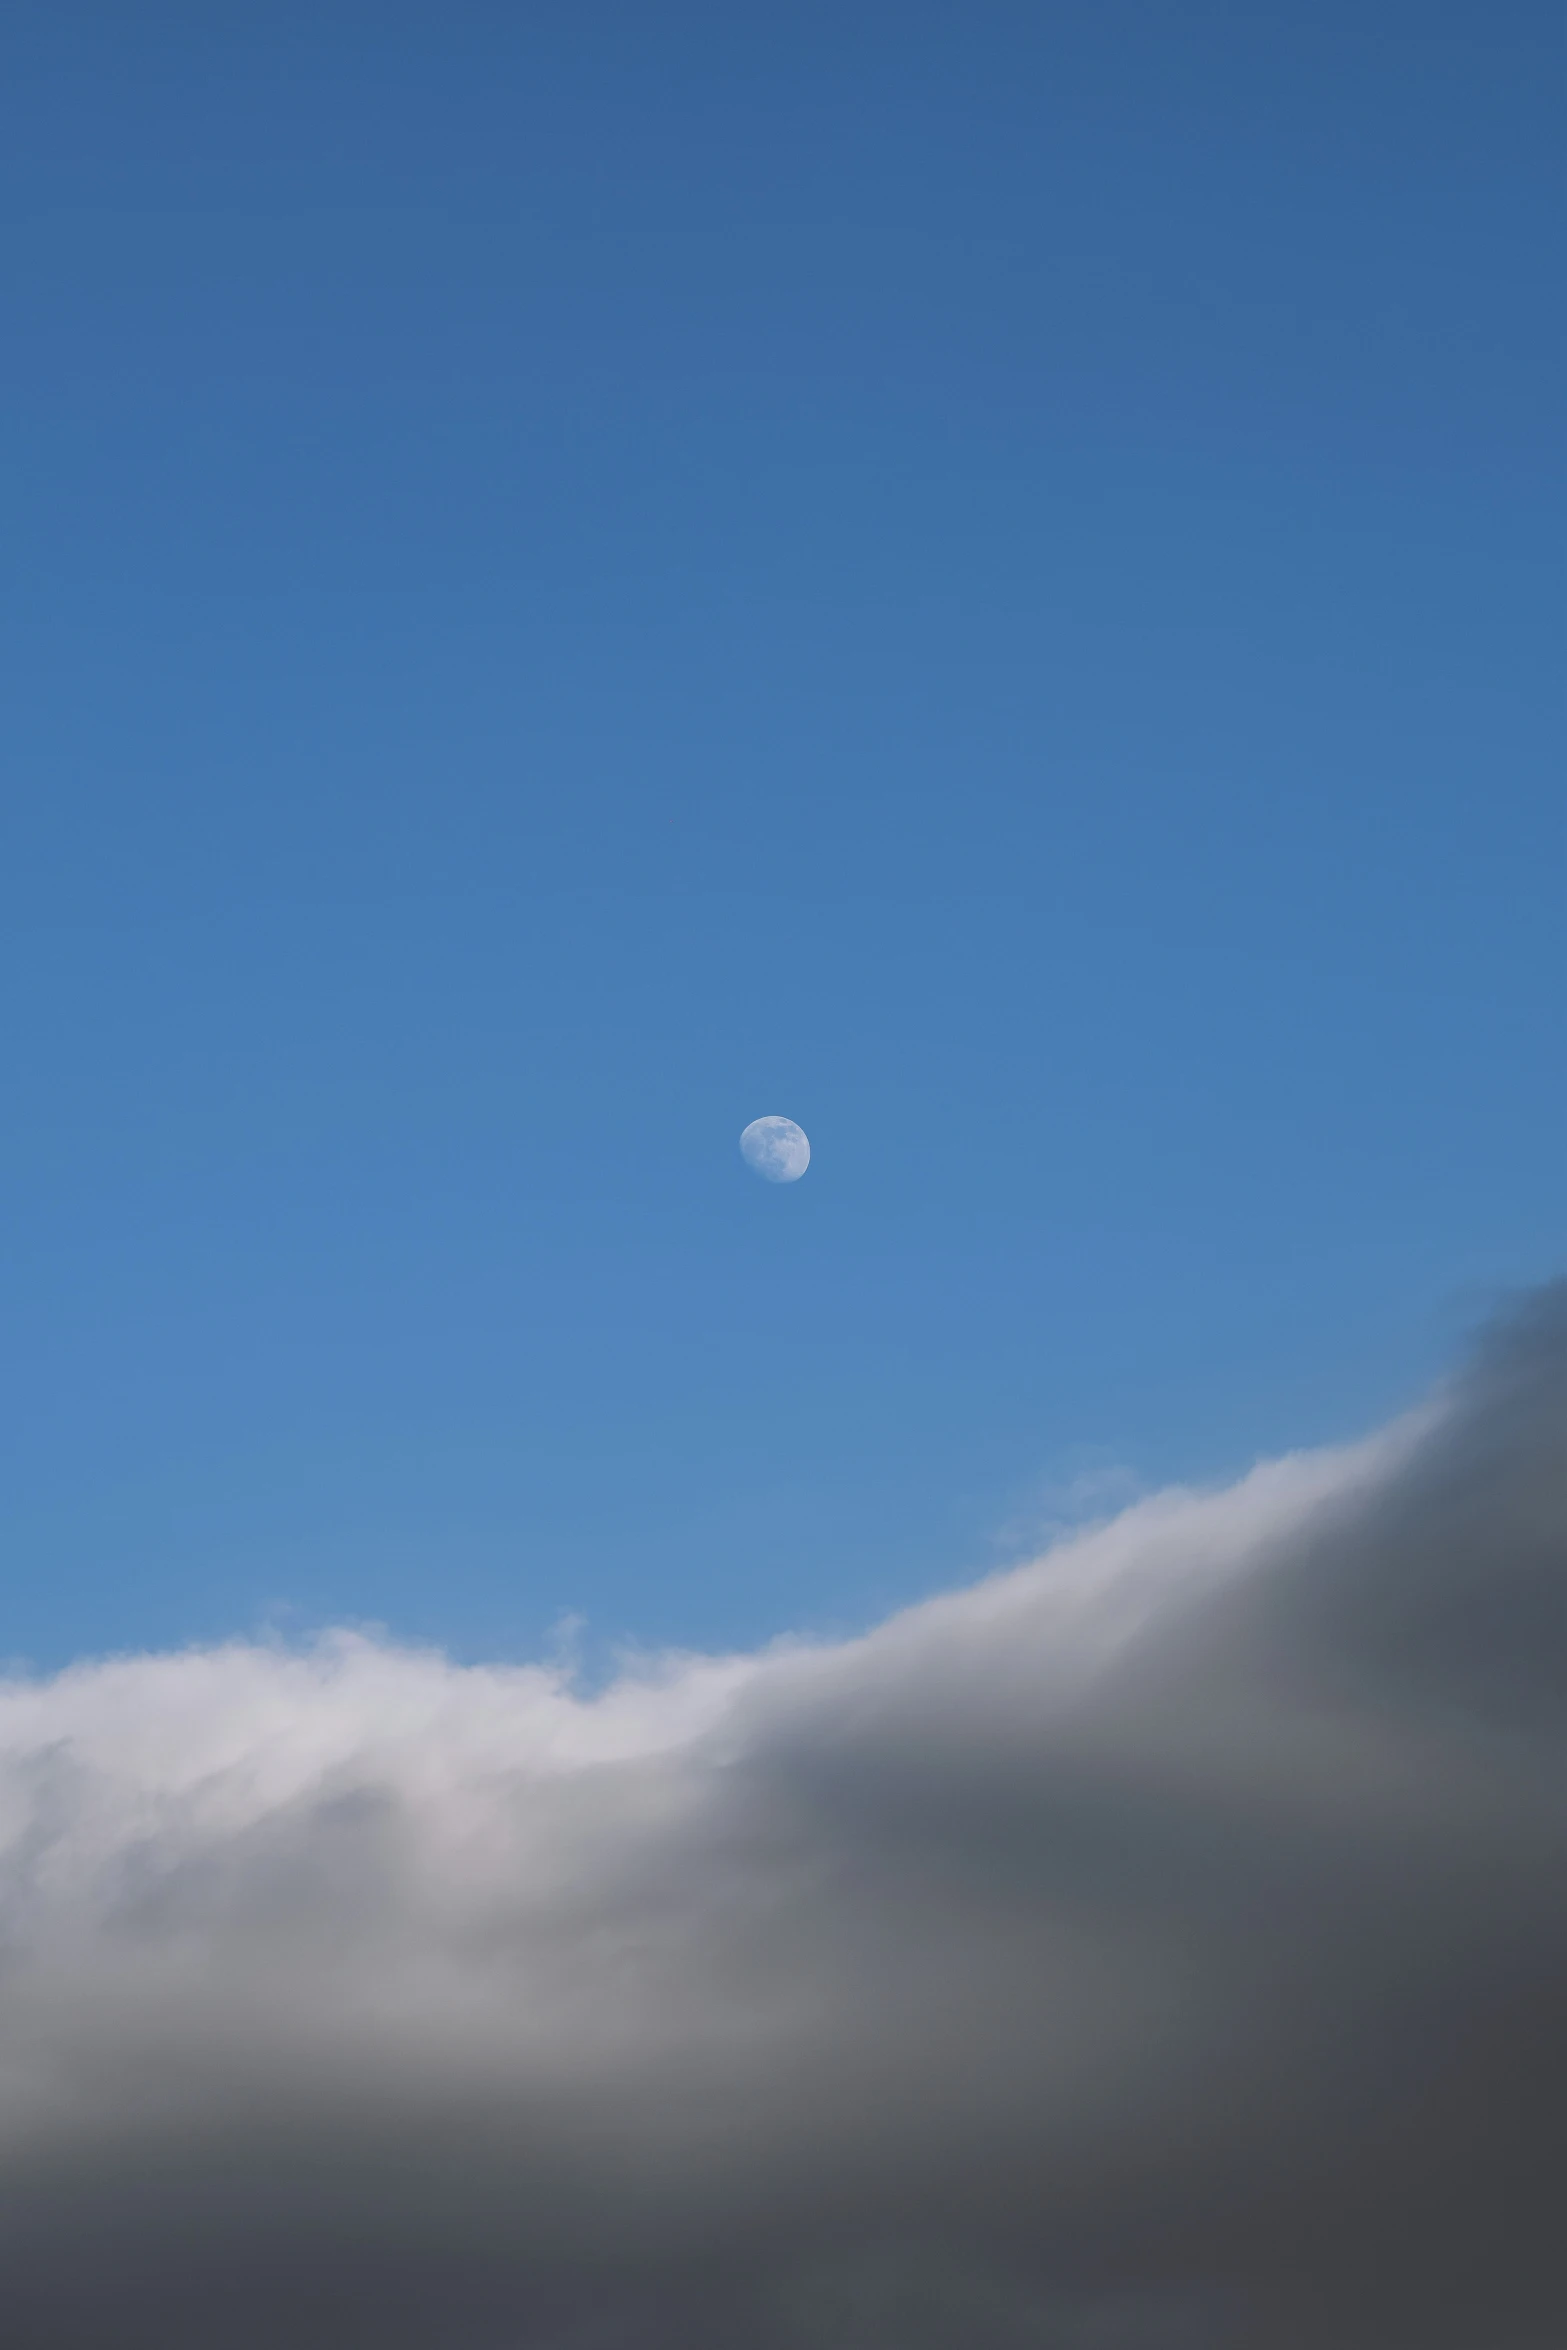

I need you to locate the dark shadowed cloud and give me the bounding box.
[1,1290,1563,2348]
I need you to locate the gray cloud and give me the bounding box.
[1,1290,1563,2347]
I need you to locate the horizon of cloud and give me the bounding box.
[0,1287,1563,2347]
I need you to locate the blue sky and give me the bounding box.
[1,0,1560,1670]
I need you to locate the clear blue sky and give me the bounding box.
[1,1,1560,1670]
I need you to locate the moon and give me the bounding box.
[739,1115,811,1184]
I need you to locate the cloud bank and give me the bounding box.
[1,1291,1563,2347]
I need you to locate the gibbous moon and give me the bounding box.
[739,1116,811,1183]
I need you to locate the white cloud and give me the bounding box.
[0,1293,1561,2347]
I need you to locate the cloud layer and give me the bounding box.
[1,1291,1564,2347]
